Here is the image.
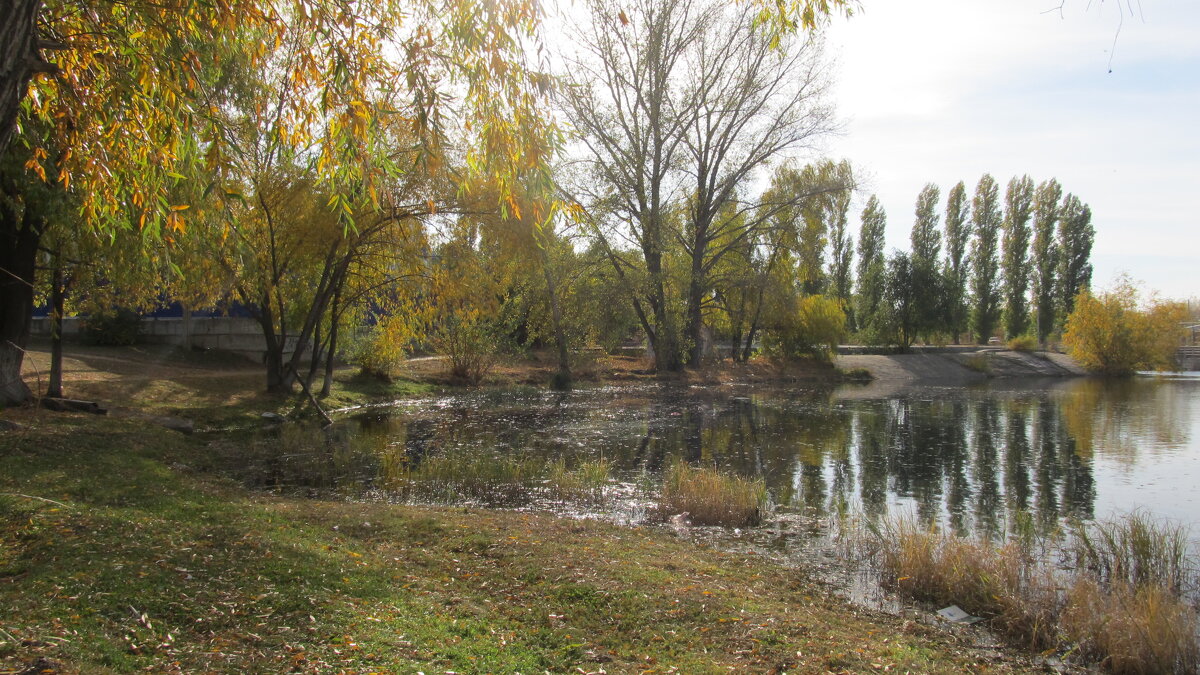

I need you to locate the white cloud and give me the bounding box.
[824,0,1200,298]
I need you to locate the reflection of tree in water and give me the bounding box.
[1060,378,1191,462]
[943,400,972,536]
[973,398,1002,540]
[310,384,1117,538]
[1004,402,1032,514]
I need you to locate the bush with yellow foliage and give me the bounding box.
[1062,277,1187,375]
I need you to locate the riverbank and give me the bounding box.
[0,411,1053,674]
[0,343,1067,673]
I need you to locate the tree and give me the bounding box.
[561,0,837,369]
[942,181,971,343]
[1001,175,1034,338]
[970,174,1002,344]
[1063,276,1187,375]
[1031,178,1062,344]
[677,6,835,366]
[1056,193,1094,322]
[879,250,917,349]
[855,194,887,341]
[2,0,555,405]
[824,163,856,327]
[909,182,943,342]
[558,0,703,372]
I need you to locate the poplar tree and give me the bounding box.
[970,174,1003,344]
[1031,178,1062,344]
[826,167,855,328]
[855,194,887,341]
[1057,194,1095,321]
[1001,175,1034,338]
[942,181,971,343]
[910,183,942,341]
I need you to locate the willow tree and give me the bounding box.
[677,7,835,366]
[0,0,554,405]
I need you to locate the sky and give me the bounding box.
[821,0,1200,301]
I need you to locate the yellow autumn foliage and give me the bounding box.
[1062,277,1187,375]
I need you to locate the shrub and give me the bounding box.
[434,314,502,385]
[763,294,847,362]
[1007,334,1038,352]
[1063,276,1188,375]
[83,308,142,345]
[349,314,419,381]
[659,460,767,527]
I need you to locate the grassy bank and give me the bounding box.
[0,410,1046,674]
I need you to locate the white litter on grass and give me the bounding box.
[937,605,983,624]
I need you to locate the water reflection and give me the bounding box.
[220,377,1199,540]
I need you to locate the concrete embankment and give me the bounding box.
[834,348,1087,396]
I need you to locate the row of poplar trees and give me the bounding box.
[853,175,1095,347]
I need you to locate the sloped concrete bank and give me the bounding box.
[835,348,1087,395]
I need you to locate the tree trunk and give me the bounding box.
[47,256,64,398]
[645,250,681,373]
[321,283,341,397]
[1,0,46,151]
[180,303,193,352]
[538,242,571,389]
[0,201,42,406]
[685,266,705,367]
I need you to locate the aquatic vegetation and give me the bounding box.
[868,513,1198,674]
[386,451,544,506]
[546,457,611,503]
[1067,511,1193,595]
[659,460,768,527]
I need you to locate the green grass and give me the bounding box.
[0,411,1047,674]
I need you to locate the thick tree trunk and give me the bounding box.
[1,0,47,151]
[538,243,571,389]
[47,257,64,398]
[645,250,680,373]
[0,202,41,406]
[320,284,341,398]
[685,266,705,367]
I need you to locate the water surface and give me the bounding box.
[225,376,1200,546]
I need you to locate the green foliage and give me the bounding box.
[83,309,142,346]
[1031,179,1062,343]
[942,181,971,342]
[1057,194,1095,321]
[763,294,847,361]
[1062,277,1188,375]
[855,194,888,344]
[1006,334,1038,352]
[970,174,1003,344]
[1001,175,1034,339]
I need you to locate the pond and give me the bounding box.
[221,374,1200,553]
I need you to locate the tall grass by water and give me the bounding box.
[869,513,1198,674]
[659,460,768,527]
